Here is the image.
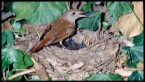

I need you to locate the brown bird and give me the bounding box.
[29,9,86,53]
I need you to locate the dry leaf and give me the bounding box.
[137,62,143,70]
[115,69,133,77]
[112,1,143,38]
[2,18,12,31]
[66,62,85,72]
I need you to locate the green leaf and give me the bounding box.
[85,73,122,81]
[102,22,111,29]
[121,46,130,54]
[13,62,26,69]
[128,70,143,81]
[130,45,143,63]
[3,29,14,45]
[12,22,21,32]
[12,2,67,25]
[77,11,102,31]
[133,32,144,45]
[65,78,74,81]
[2,31,6,46]
[88,1,102,5]
[122,45,143,63]
[2,48,32,73]
[6,69,13,80]
[81,3,92,12]
[125,59,139,68]
[2,48,12,73]
[24,54,33,67]
[106,2,133,24]
[47,77,52,81]
[17,28,26,36]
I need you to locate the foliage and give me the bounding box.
[122,45,143,63]
[12,2,67,25]
[106,2,133,24]
[85,73,122,81]
[1,1,143,81]
[2,29,14,46]
[77,11,102,31]
[128,70,143,81]
[2,47,33,80]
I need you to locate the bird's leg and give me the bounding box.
[59,40,67,49]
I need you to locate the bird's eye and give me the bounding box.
[72,12,75,15]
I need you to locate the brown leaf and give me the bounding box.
[2,18,12,31]
[137,62,143,70]
[112,1,143,38]
[115,69,133,77]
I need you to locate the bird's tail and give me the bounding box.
[29,38,50,53]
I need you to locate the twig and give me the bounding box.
[66,1,70,10]
[87,36,113,49]
[8,68,36,80]
[96,22,102,41]
[34,27,40,39]
[3,72,6,81]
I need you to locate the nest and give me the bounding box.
[13,24,120,80]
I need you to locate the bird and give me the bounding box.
[29,9,86,53]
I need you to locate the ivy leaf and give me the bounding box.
[47,77,52,81]
[2,48,12,73]
[6,70,13,80]
[85,73,122,81]
[132,32,144,45]
[81,3,92,12]
[106,2,133,24]
[17,28,26,36]
[24,54,33,67]
[122,45,143,63]
[128,70,143,81]
[12,22,21,32]
[130,45,143,63]
[65,78,74,81]
[2,29,14,45]
[2,48,33,73]
[102,22,111,29]
[2,32,6,46]
[77,11,102,31]
[125,59,139,68]
[12,2,67,25]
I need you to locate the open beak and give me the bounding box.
[79,12,87,17]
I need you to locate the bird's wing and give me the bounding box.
[44,19,75,44]
[29,19,75,53]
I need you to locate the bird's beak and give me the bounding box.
[79,12,87,17]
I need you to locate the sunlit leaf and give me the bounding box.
[12,22,21,32]
[102,22,111,29]
[2,48,33,73]
[13,2,67,25]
